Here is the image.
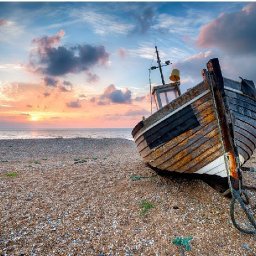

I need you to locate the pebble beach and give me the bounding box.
[0,138,256,255]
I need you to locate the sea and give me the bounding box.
[0,128,133,140]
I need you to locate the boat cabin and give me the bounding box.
[152,83,180,110]
[152,68,181,110]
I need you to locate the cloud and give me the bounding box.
[197,3,256,54]
[0,19,7,26]
[101,84,132,104]
[172,51,216,91]
[59,86,71,92]
[72,10,134,36]
[63,81,72,86]
[0,19,25,43]
[125,109,150,116]
[86,72,99,83]
[118,48,127,59]
[44,76,58,87]
[0,63,24,70]
[134,95,146,102]
[32,30,65,55]
[20,113,30,117]
[90,84,132,105]
[129,44,162,60]
[132,7,155,34]
[66,100,81,108]
[79,94,86,99]
[30,30,109,76]
[43,76,73,92]
[59,80,72,92]
[43,92,51,97]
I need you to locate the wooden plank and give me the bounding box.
[138,107,217,157]
[180,144,223,174]
[224,78,241,91]
[143,103,199,140]
[227,95,256,112]
[236,141,250,162]
[138,82,209,135]
[234,131,255,155]
[233,113,256,131]
[135,92,213,145]
[234,126,256,147]
[144,119,218,161]
[132,120,144,138]
[236,139,253,158]
[225,90,256,108]
[156,133,221,170]
[141,111,218,159]
[136,96,216,151]
[228,101,256,120]
[150,125,220,168]
[137,105,214,153]
[144,105,199,147]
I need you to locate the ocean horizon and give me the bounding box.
[0,128,133,140]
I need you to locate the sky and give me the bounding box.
[0,1,255,129]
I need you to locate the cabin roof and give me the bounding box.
[152,83,179,94]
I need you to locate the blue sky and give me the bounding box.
[0,2,255,128]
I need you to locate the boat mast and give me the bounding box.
[155,46,165,85]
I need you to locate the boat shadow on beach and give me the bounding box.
[147,164,230,196]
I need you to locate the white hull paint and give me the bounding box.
[195,155,228,178]
[239,154,245,165]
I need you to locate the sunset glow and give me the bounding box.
[0,2,255,129]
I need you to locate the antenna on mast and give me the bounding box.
[150,46,171,86]
[155,46,165,85]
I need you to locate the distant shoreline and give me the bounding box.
[0,137,134,141]
[0,128,133,141]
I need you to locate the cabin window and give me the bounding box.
[160,92,168,107]
[154,94,159,109]
[166,90,179,102]
[152,83,180,110]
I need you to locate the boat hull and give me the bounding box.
[132,78,256,178]
[224,79,256,165]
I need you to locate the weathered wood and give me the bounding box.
[224,78,241,91]
[136,93,214,149]
[144,121,219,163]
[184,145,223,174]
[236,141,250,161]
[225,90,256,108]
[132,120,144,138]
[135,91,213,145]
[157,133,221,170]
[138,106,216,156]
[151,127,220,169]
[234,131,255,155]
[228,101,256,119]
[165,140,222,173]
[137,82,209,136]
[234,126,256,147]
[144,105,200,149]
[132,58,256,179]
[233,113,256,130]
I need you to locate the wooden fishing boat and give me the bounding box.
[132,47,256,234]
[132,56,256,179]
